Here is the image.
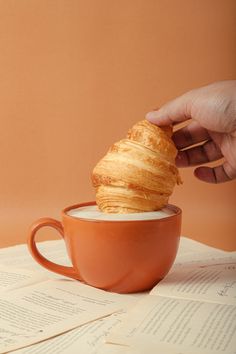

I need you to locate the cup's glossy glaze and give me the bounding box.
[28,201,182,293]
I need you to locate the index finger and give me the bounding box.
[146,91,194,126]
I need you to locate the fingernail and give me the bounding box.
[145,111,159,122]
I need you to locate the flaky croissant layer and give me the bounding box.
[92,120,182,213]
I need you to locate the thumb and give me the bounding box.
[146,91,195,126]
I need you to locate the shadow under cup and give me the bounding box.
[28,202,182,293]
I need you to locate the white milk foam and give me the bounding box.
[67,205,175,221]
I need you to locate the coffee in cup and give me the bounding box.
[67,205,175,221]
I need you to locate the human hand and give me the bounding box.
[146,80,236,183]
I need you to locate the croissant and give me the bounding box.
[92,119,182,213]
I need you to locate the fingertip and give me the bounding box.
[145,110,172,126]
[194,165,233,183]
[145,111,162,123]
[194,167,216,183]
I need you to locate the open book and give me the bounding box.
[106,255,236,354]
[0,238,235,354]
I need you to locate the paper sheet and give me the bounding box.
[12,313,125,354]
[107,295,236,354]
[0,265,47,292]
[175,248,234,266]
[0,240,71,278]
[0,279,137,354]
[0,237,234,354]
[151,258,236,304]
[95,343,142,354]
[177,236,227,255]
[106,255,236,354]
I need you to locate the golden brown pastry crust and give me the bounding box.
[92,120,182,213]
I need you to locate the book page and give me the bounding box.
[107,295,236,354]
[0,240,63,260]
[0,265,47,292]
[0,240,71,275]
[0,278,137,354]
[177,236,227,256]
[96,343,142,354]
[174,237,232,267]
[151,260,236,305]
[12,312,125,354]
[175,249,235,266]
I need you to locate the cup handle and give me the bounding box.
[28,217,81,280]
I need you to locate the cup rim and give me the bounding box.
[62,201,182,223]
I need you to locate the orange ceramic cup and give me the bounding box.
[28,201,182,293]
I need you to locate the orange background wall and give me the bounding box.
[0,0,235,250]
